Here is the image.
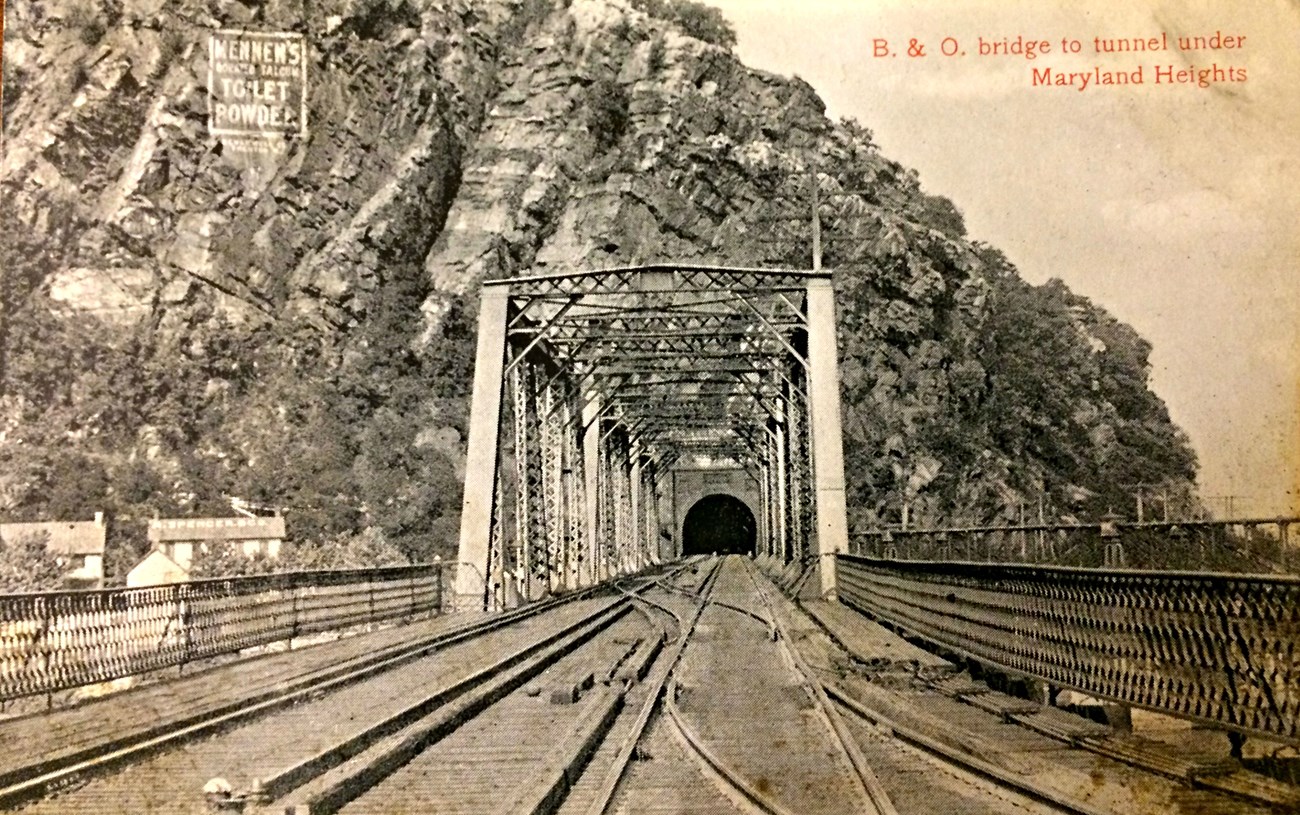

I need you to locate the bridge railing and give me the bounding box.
[850,517,1297,573]
[835,555,1300,744]
[0,563,442,703]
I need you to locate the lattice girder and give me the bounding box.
[455,265,849,610]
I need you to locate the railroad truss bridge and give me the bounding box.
[0,265,1297,814]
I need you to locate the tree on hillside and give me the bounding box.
[972,274,1197,520]
[188,544,275,580]
[0,530,65,592]
[279,528,410,572]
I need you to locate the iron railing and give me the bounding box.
[850,517,1298,573]
[836,555,1300,744]
[0,563,442,702]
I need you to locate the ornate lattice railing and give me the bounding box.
[849,517,1297,573]
[836,555,1300,744]
[0,563,442,701]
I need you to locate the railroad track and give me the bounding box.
[7,555,1284,814]
[1,561,702,813]
[771,562,1288,815]
[588,556,883,815]
[331,563,723,815]
[608,558,1278,815]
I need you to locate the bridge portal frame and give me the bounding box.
[454,264,848,611]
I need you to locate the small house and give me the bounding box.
[125,548,190,587]
[145,515,286,572]
[0,512,107,587]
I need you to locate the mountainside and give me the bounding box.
[0,0,1197,581]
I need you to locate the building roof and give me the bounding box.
[126,549,190,587]
[147,516,286,543]
[0,519,107,556]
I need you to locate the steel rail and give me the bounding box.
[266,562,705,814]
[823,684,1114,815]
[662,675,801,815]
[625,558,890,815]
[0,581,619,808]
[637,580,693,643]
[274,593,648,814]
[741,560,898,815]
[328,561,715,815]
[580,556,725,815]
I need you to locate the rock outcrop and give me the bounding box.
[0,0,1197,568]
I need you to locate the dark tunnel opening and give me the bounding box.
[681,494,757,556]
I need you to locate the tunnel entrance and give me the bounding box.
[681,494,757,556]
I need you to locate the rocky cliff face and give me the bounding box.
[0,0,1197,571]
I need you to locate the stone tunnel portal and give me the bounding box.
[681,494,757,556]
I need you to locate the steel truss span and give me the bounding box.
[455,264,851,611]
[836,554,1300,745]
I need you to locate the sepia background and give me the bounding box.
[713,0,1300,516]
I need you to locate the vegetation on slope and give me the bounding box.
[0,0,1201,581]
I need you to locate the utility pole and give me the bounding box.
[752,162,879,272]
[1018,501,1027,559]
[810,172,822,271]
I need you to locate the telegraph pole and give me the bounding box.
[810,172,822,271]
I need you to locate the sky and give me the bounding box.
[710,0,1300,516]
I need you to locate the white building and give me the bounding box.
[126,515,287,586]
[125,548,190,587]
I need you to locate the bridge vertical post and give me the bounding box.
[629,456,643,572]
[806,277,850,599]
[762,426,777,560]
[511,363,542,603]
[655,474,671,562]
[1280,521,1290,572]
[669,470,681,560]
[563,395,582,589]
[455,286,510,611]
[758,459,771,559]
[581,401,601,585]
[787,374,813,560]
[639,460,656,566]
[615,433,633,574]
[764,429,779,560]
[540,381,566,595]
[646,462,662,564]
[775,421,789,562]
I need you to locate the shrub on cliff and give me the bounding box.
[585,77,630,150]
[1,65,21,122]
[63,1,108,47]
[632,0,736,49]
